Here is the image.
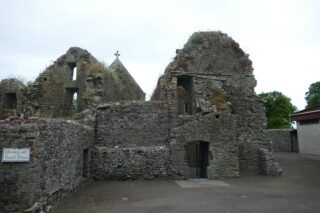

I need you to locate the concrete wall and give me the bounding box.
[0,119,94,212]
[267,129,298,152]
[297,121,320,160]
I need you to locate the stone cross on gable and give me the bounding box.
[114,51,120,58]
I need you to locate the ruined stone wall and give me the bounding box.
[169,113,239,178]
[0,79,26,119]
[96,101,169,147]
[25,47,101,118]
[152,31,280,175]
[0,119,94,212]
[10,47,145,119]
[90,146,169,180]
[93,100,240,179]
[267,129,298,152]
[92,101,171,179]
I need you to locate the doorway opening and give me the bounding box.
[82,149,89,178]
[185,141,209,178]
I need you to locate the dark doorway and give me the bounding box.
[186,141,209,178]
[177,75,192,114]
[83,149,89,178]
[5,93,17,109]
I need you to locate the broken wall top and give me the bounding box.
[167,31,253,76]
[151,31,257,100]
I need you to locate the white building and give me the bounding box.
[291,104,320,160]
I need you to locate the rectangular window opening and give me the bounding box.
[67,62,77,81]
[177,75,192,115]
[299,119,319,125]
[5,93,17,109]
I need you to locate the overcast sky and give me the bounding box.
[0,0,319,110]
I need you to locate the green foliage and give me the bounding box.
[305,81,320,108]
[105,68,119,84]
[210,89,226,111]
[88,62,119,84]
[88,63,104,75]
[258,91,296,129]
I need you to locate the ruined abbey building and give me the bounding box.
[0,47,145,119]
[0,31,282,212]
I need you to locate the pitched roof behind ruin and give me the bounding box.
[109,58,145,101]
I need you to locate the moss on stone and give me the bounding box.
[210,89,226,111]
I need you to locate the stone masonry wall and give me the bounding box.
[92,101,171,180]
[0,119,94,212]
[96,101,169,147]
[151,31,280,176]
[90,146,169,180]
[0,79,26,119]
[267,129,298,152]
[169,113,239,178]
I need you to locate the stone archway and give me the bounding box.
[185,141,209,178]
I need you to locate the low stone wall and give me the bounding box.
[266,129,298,152]
[0,119,94,212]
[258,148,283,176]
[90,146,170,180]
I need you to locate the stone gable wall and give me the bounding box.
[151,31,277,175]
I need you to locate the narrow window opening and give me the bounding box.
[5,93,17,109]
[177,75,192,115]
[67,62,77,81]
[299,119,319,125]
[72,92,78,113]
[72,66,77,80]
[66,88,78,115]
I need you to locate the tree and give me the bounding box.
[305,81,320,108]
[258,91,296,129]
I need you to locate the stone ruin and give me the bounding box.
[0,31,282,212]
